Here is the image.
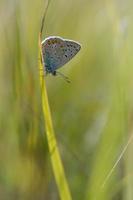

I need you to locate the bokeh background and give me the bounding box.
[0,0,133,199]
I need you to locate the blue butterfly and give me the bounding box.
[41,36,81,82]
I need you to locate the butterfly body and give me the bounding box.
[41,36,81,76]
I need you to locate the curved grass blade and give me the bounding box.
[38,1,72,199]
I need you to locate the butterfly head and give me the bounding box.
[52,71,56,76]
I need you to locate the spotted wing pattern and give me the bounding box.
[41,36,81,73]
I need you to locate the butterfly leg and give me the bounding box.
[56,71,71,83]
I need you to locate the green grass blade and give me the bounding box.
[38,35,72,200]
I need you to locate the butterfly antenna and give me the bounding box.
[56,71,71,83]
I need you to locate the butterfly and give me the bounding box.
[41,36,81,82]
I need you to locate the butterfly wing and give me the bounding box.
[42,36,81,72]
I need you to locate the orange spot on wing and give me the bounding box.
[48,40,51,45]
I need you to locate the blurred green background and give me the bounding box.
[0,0,133,199]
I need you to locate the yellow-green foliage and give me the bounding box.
[38,28,72,199]
[0,0,133,199]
